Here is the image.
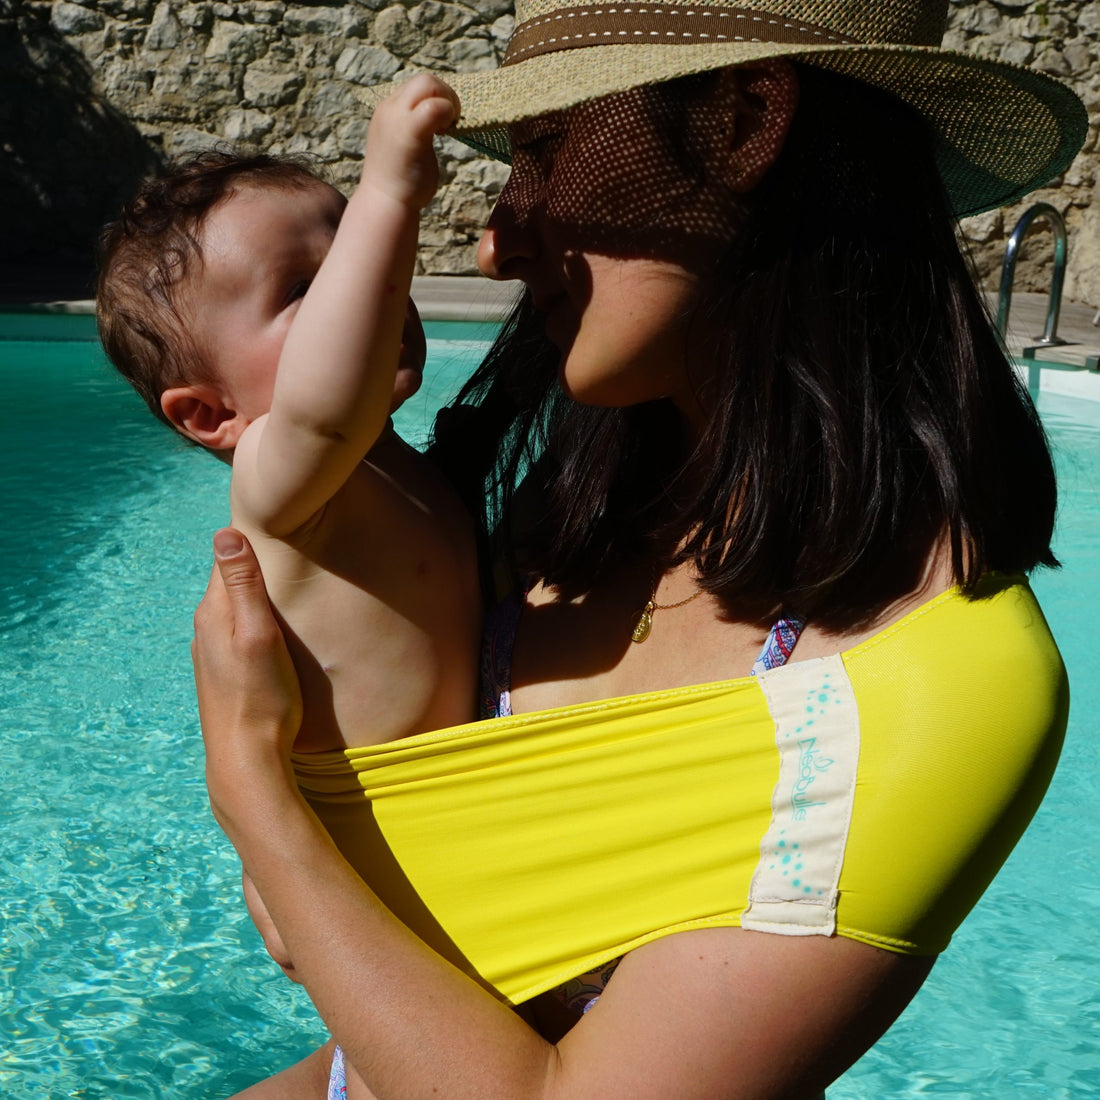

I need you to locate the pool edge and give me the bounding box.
[0,275,517,324]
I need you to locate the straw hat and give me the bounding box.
[434,0,1087,217]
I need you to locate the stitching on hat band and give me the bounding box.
[502,5,860,65]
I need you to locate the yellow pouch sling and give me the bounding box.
[293,575,1067,1005]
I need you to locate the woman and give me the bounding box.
[194,1,1083,1096]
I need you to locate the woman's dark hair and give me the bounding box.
[431,64,1058,628]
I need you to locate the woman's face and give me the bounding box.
[477,80,744,418]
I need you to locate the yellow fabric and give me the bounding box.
[293,575,1067,1005]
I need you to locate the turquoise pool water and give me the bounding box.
[1,321,1096,1097]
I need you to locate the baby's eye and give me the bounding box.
[284,279,311,306]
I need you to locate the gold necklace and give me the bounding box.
[631,569,704,644]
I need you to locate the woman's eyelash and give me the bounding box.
[516,134,561,169]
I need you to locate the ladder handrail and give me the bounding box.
[995,202,1068,347]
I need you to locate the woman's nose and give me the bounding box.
[477,166,542,281]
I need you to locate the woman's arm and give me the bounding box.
[197,530,934,1100]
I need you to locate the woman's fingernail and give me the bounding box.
[213,529,245,559]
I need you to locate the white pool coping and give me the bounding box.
[11,281,1100,404]
[4,275,516,324]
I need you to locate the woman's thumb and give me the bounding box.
[212,528,269,616]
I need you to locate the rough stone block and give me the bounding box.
[464,0,514,21]
[1063,39,1095,74]
[1034,45,1070,76]
[998,38,1034,67]
[1021,12,1070,40]
[165,127,222,158]
[1079,78,1100,113]
[452,158,509,198]
[439,135,479,163]
[345,12,375,38]
[440,186,493,226]
[98,0,154,17]
[283,5,346,36]
[447,35,496,70]
[418,221,462,247]
[959,208,1004,244]
[418,240,480,276]
[223,107,275,142]
[490,14,514,46]
[307,82,364,119]
[958,5,999,35]
[374,6,427,58]
[277,131,339,160]
[50,2,105,34]
[410,1,478,38]
[338,118,370,156]
[243,68,304,108]
[178,5,213,31]
[204,24,269,65]
[412,40,452,65]
[101,61,154,103]
[335,44,401,84]
[150,65,187,98]
[242,2,288,24]
[1081,4,1100,36]
[144,1,181,51]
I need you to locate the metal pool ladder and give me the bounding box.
[995,202,1070,357]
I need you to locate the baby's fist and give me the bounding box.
[362,74,461,208]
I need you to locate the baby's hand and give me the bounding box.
[361,74,460,209]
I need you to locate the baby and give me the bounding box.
[97,75,479,757]
[97,76,479,1097]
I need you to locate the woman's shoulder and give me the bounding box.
[845,572,1064,693]
[830,573,1067,953]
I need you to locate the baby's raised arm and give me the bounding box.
[232,75,459,536]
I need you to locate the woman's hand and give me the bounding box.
[192,528,303,817]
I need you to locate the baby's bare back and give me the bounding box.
[234,430,482,754]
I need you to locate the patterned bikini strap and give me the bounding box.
[751,615,807,677]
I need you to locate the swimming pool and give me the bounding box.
[1,318,1096,1096]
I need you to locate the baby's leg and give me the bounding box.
[230,1042,334,1098]
[242,869,298,982]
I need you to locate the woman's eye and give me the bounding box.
[516,134,561,175]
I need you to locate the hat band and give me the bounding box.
[502,4,860,65]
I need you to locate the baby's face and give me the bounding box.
[186,179,425,422]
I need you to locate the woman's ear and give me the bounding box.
[161,384,248,451]
[720,59,800,193]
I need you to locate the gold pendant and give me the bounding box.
[631,600,655,644]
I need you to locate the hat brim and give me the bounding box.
[413,40,1086,218]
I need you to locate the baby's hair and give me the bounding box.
[96,150,329,432]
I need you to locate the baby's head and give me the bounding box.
[97,151,425,453]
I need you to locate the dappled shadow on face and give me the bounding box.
[500,76,749,272]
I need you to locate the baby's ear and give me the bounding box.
[720,60,800,193]
[160,384,246,451]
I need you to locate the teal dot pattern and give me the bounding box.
[742,655,861,936]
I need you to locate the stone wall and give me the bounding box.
[946,0,1100,309]
[2,0,1097,305]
